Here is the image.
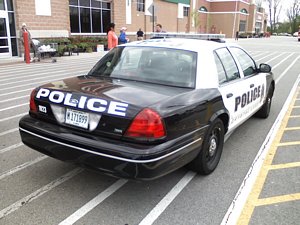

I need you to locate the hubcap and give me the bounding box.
[208,136,217,157]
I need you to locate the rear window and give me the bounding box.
[88,46,197,88]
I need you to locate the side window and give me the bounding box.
[213,52,227,84]
[230,47,257,77]
[215,48,240,83]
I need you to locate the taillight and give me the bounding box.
[29,89,38,113]
[125,108,166,139]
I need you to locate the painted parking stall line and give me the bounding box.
[221,75,300,225]
[58,179,128,225]
[0,168,83,219]
[139,171,196,225]
[236,77,300,224]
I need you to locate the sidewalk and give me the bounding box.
[0,56,24,66]
[0,51,107,66]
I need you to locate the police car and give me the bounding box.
[19,34,274,180]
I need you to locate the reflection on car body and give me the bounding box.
[19,35,275,180]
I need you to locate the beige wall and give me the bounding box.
[13,0,268,50]
[14,0,70,38]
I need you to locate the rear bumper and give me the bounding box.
[19,115,205,180]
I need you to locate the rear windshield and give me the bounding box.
[88,46,197,88]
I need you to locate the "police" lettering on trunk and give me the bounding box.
[36,88,128,117]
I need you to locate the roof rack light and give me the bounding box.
[150,32,226,42]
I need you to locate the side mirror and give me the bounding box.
[259,63,272,73]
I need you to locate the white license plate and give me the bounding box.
[65,108,89,129]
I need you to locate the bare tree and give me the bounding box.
[256,0,263,7]
[265,0,282,33]
[273,0,282,28]
[266,0,273,32]
[287,0,300,33]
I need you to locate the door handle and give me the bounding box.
[226,93,233,98]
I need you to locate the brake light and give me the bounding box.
[125,108,166,139]
[29,89,38,113]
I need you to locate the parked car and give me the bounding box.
[19,36,275,180]
[292,32,298,37]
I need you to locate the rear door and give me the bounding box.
[214,47,266,131]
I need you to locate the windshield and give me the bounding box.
[88,46,197,88]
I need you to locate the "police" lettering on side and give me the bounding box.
[234,84,264,112]
[36,88,128,117]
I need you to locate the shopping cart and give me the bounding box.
[32,39,57,62]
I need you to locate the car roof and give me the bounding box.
[123,38,228,53]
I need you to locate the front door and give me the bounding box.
[0,2,11,58]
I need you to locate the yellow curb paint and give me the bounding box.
[237,88,299,225]
[267,162,300,170]
[255,193,300,206]
[284,127,300,131]
[277,141,300,146]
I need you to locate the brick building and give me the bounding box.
[0,0,267,58]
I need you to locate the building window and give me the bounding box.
[239,20,246,32]
[241,8,248,14]
[69,0,111,33]
[137,0,145,12]
[183,6,189,17]
[198,6,207,12]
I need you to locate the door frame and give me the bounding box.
[0,8,12,58]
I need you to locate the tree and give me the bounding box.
[287,0,300,33]
[264,0,282,33]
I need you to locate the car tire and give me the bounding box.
[255,86,273,118]
[188,118,224,175]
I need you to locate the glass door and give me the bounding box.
[0,0,11,58]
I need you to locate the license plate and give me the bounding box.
[65,108,89,129]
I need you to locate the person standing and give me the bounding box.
[119,27,129,44]
[107,22,118,50]
[136,28,144,40]
[235,30,239,41]
[20,23,33,61]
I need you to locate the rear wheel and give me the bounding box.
[188,118,224,175]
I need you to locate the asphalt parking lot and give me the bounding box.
[0,36,300,225]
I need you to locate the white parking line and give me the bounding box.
[275,56,300,84]
[0,128,18,136]
[271,53,294,70]
[139,171,196,225]
[0,168,83,219]
[0,155,48,180]
[0,103,28,112]
[266,52,292,64]
[0,60,96,82]
[0,113,27,122]
[58,179,128,225]
[0,72,86,92]
[0,88,33,97]
[0,95,29,103]
[221,74,300,225]
[0,143,24,154]
[256,52,279,62]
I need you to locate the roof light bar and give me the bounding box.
[150,32,226,42]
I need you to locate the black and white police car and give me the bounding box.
[19,34,274,180]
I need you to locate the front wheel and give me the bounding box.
[188,118,225,175]
[255,85,273,118]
